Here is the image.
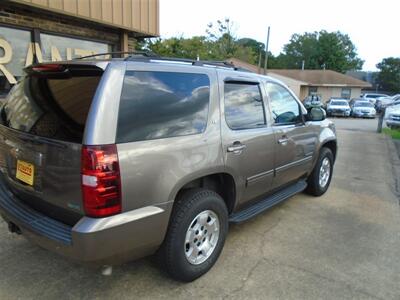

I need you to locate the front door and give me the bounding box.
[219,72,275,209]
[264,81,317,189]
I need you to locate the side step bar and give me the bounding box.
[229,180,307,224]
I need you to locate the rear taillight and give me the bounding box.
[81,144,121,218]
[31,64,65,72]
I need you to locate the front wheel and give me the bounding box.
[306,147,334,196]
[158,189,228,282]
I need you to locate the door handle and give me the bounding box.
[278,137,289,145]
[227,142,246,154]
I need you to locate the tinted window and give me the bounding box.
[117,71,210,143]
[224,83,265,130]
[266,83,301,124]
[2,75,101,142]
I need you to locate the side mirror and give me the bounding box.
[307,107,326,121]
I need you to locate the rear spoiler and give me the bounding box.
[24,63,105,79]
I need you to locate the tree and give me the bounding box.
[279,31,363,72]
[206,18,237,59]
[376,57,400,93]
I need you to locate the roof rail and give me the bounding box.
[75,50,252,72]
[125,55,244,70]
[75,50,158,60]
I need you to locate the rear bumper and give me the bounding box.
[0,180,172,265]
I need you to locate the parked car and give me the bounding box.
[303,95,323,109]
[351,101,376,118]
[360,93,389,105]
[375,94,400,112]
[384,95,400,108]
[0,56,337,282]
[326,99,351,117]
[386,106,400,129]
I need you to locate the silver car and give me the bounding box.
[326,99,351,117]
[0,56,337,281]
[351,101,376,118]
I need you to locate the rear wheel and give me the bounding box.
[306,147,334,196]
[158,189,228,282]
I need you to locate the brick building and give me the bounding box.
[0,0,159,96]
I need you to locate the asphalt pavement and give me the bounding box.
[0,118,399,299]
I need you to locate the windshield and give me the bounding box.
[355,102,373,107]
[331,100,348,106]
[366,94,386,98]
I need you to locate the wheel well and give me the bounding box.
[322,140,337,162]
[177,173,236,214]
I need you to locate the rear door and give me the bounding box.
[0,63,105,225]
[219,71,275,209]
[264,81,317,189]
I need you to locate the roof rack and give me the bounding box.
[125,55,245,70]
[75,50,158,60]
[75,50,251,72]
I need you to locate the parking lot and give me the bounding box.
[0,118,399,300]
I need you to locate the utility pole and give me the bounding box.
[258,45,262,73]
[263,26,270,75]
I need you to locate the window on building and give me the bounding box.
[309,86,318,95]
[0,27,114,97]
[40,33,112,61]
[266,82,302,125]
[224,82,266,130]
[341,88,351,99]
[117,71,210,143]
[0,26,32,96]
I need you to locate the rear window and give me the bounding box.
[116,71,210,143]
[2,74,101,142]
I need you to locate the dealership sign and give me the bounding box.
[0,39,102,84]
[0,26,110,85]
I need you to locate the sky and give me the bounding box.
[159,0,399,71]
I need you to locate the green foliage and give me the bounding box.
[137,21,363,73]
[376,57,400,93]
[382,127,400,140]
[279,31,363,72]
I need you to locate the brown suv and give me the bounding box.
[0,56,337,282]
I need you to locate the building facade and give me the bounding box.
[0,0,159,96]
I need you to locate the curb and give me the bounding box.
[384,134,400,203]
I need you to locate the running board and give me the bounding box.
[229,180,307,224]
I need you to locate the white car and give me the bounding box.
[386,106,400,128]
[361,93,389,105]
[327,99,351,117]
[351,101,376,118]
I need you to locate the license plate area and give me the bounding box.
[16,160,34,186]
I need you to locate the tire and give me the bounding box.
[306,147,334,196]
[158,189,228,282]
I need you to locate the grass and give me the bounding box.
[382,127,400,140]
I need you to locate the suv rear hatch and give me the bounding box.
[0,63,105,225]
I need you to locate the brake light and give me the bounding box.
[31,64,65,72]
[81,144,121,218]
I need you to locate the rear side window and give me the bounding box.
[116,71,210,143]
[224,82,265,130]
